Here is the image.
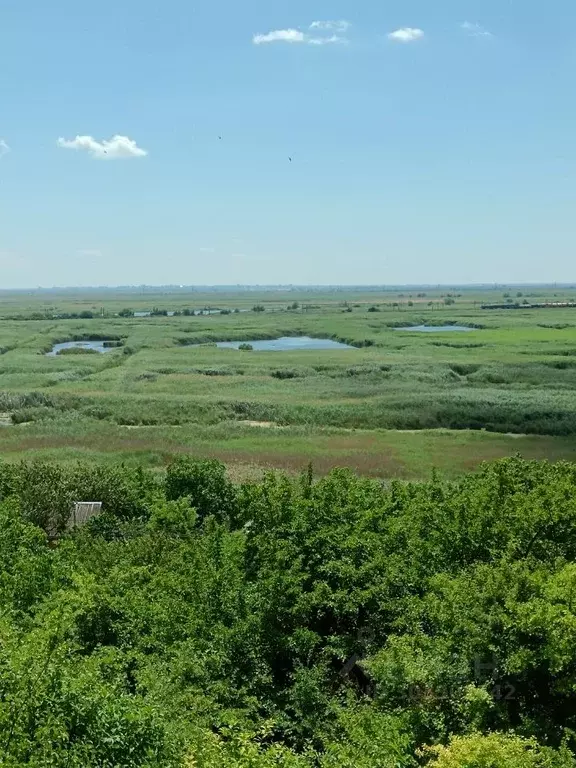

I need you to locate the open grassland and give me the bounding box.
[1,420,576,481]
[1,285,576,478]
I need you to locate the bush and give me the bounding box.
[271,369,301,380]
[0,461,157,533]
[0,621,176,766]
[56,346,100,355]
[423,733,576,767]
[165,456,237,523]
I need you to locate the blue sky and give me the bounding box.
[0,0,574,288]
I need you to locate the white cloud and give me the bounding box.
[199,247,215,253]
[308,35,346,46]
[461,21,493,38]
[253,22,349,46]
[57,134,147,159]
[0,139,10,158]
[309,20,350,32]
[253,29,305,45]
[388,27,424,43]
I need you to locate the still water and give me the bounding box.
[394,325,473,333]
[47,340,114,356]
[216,336,354,351]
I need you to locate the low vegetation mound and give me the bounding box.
[56,345,101,355]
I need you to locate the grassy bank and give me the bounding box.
[1,417,576,479]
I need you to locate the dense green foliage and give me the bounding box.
[1,455,576,765]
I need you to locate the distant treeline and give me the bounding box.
[4,307,244,320]
[482,302,576,310]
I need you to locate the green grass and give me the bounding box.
[1,286,576,477]
[1,418,576,479]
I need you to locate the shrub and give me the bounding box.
[165,456,237,524]
[271,369,301,380]
[56,347,100,355]
[423,732,576,767]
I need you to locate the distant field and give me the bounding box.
[1,285,576,478]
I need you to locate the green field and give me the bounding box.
[1,285,576,478]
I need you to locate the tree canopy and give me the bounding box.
[0,455,576,766]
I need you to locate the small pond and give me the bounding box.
[134,309,224,317]
[47,340,116,356]
[216,336,355,351]
[394,325,473,333]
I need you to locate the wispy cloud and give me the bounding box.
[0,139,10,159]
[57,134,148,159]
[77,249,102,258]
[253,21,350,46]
[461,21,493,38]
[308,35,346,46]
[253,29,305,45]
[199,247,215,253]
[0,249,25,267]
[309,20,350,32]
[388,27,424,43]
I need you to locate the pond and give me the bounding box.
[133,309,225,317]
[47,340,116,356]
[216,336,355,351]
[394,325,473,333]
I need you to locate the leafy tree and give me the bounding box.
[320,707,415,768]
[0,457,576,763]
[0,616,176,766]
[0,498,53,616]
[165,457,237,524]
[423,732,576,767]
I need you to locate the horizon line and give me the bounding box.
[0,282,574,293]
